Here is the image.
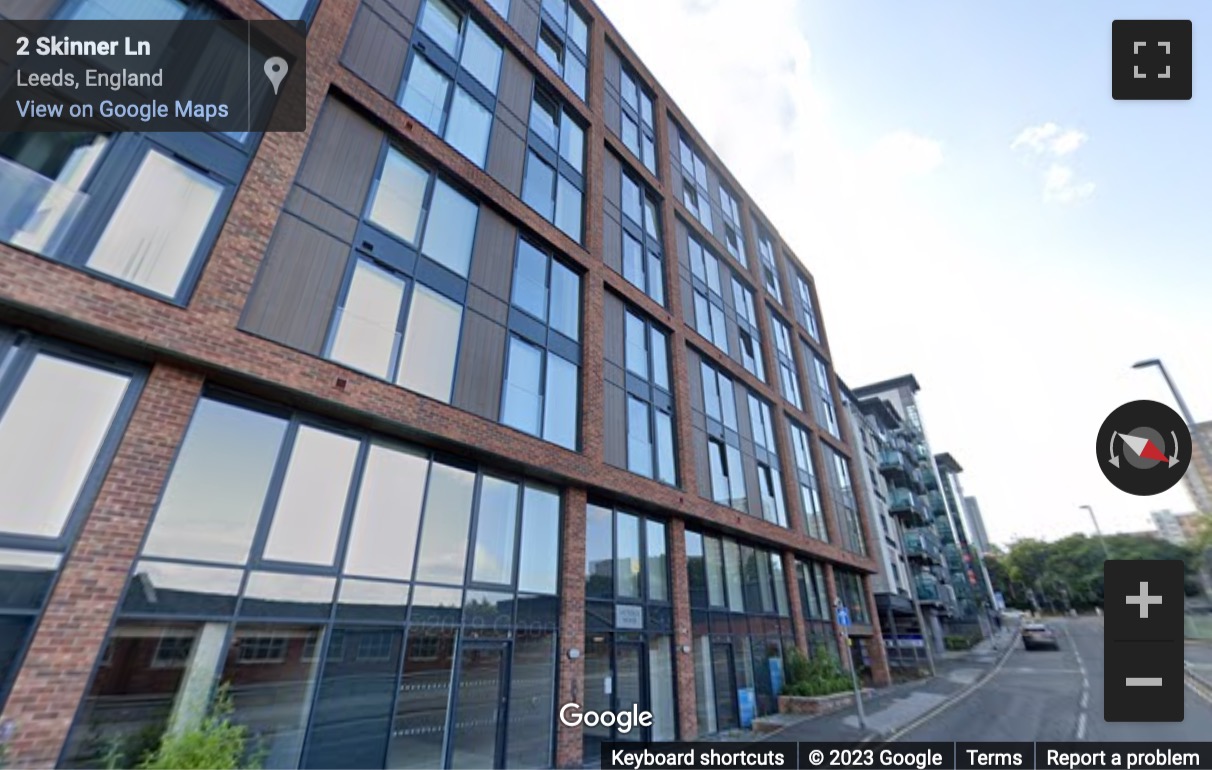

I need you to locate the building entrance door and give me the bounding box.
[446,641,509,769]
[711,642,738,731]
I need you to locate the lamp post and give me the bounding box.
[1132,358,1212,512]
[1080,505,1111,561]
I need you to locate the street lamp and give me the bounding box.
[1133,358,1212,511]
[1080,505,1111,561]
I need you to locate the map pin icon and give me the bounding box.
[264,56,288,95]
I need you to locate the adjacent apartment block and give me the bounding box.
[0,0,889,766]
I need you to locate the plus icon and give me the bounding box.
[1126,581,1163,618]
[1112,20,1192,100]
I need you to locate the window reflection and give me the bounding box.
[143,399,286,564]
[344,444,428,580]
[472,477,519,585]
[262,426,360,567]
[0,354,129,539]
[414,463,475,584]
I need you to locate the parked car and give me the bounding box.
[1022,623,1059,650]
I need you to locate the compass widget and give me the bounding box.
[1097,400,1192,496]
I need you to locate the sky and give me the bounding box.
[595,0,1212,546]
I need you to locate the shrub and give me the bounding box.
[137,685,261,770]
[943,635,975,651]
[781,644,853,697]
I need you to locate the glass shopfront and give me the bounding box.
[684,530,794,735]
[582,503,676,758]
[63,394,562,769]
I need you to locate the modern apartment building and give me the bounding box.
[962,496,992,556]
[1187,421,1212,514]
[1150,509,1204,546]
[851,376,954,654]
[934,454,995,626]
[0,0,889,766]
[840,383,934,674]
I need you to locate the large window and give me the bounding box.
[796,559,840,660]
[503,240,581,450]
[0,1,249,303]
[718,184,745,265]
[0,130,240,302]
[523,89,585,241]
[792,270,821,341]
[808,352,840,438]
[731,277,764,382]
[622,308,676,485]
[618,63,657,175]
[583,504,674,752]
[687,234,728,355]
[788,422,828,541]
[67,395,562,768]
[745,393,786,528]
[685,529,793,732]
[0,332,142,710]
[825,447,866,556]
[677,130,713,234]
[324,146,478,403]
[835,570,871,625]
[619,164,665,305]
[537,0,589,100]
[770,311,802,409]
[399,0,503,168]
[700,362,748,512]
[757,229,783,305]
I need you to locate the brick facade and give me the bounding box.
[0,0,891,763]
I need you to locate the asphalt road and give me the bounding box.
[893,616,1212,742]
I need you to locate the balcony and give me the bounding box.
[888,486,915,513]
[943,543,962,567]
[921,469,939,490]
[915,574,942,603]
[907,467,927,493]
[904,528,943,564]
[878,449,910,480]
[928,490,947,515]
[0,154,90,258]
[912,444,930,462]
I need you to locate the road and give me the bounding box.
[892,616,1212,742]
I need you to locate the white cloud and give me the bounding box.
[1010,122,1088,156]
[1042,163,1095,203]
[1011,122,1093,203]
[593,0,1208,546]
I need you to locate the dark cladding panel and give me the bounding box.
[240,214,349,355]
[602,214,622,274]
[296,99,382,216]
[693,426,711,500]
[508,0,540,49]
[341,3,410,99]
[453,310,507,421]
[603,292,624,366]
[469,206,518,302]
[604,381,627,469]
[496,49,535,126]
[487,116,526,196]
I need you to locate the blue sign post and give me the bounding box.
[835,600,865,729]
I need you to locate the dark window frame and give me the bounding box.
[769,308,802,410]
[617,158,665,306]
[620,304,676,486]
[321,140,480,390]
[615,57,658,176]
[536,0,589,101]
[523,84,586,242]
[398,0,502,168]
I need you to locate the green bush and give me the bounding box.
[943,635,975,651]
[137,685,261,770]
[781,645,852,697]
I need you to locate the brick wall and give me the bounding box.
[0,365,204,767]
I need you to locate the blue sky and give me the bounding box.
[598,0,1212,544]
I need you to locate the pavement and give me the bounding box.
[747,616,1212,744]
[748,623,1023,744]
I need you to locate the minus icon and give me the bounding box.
[1125,677,1163,686]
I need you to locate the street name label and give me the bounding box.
[0,19,305,132]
